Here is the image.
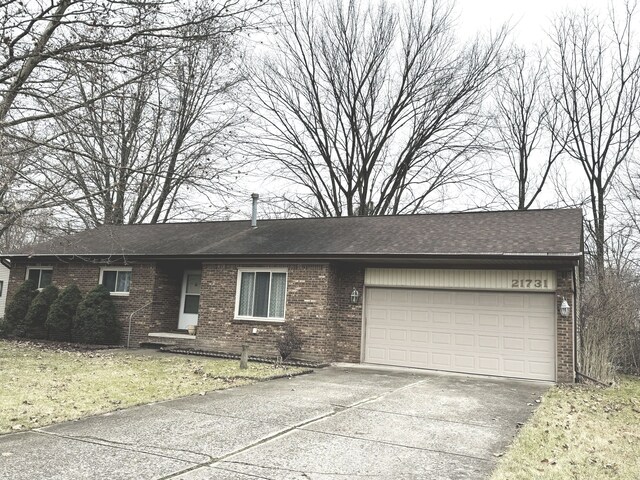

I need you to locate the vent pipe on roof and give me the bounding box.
[251,193,259,228]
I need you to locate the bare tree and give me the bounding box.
[0,0,256,130]
[489,48,565,210]
[0,0,259,241]
[44,26,243,227]
[549,2,640,274]
[247,0,506,217]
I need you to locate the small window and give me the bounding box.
[235,269,287,321]
[100,267,132,295]
[26,267,53,289]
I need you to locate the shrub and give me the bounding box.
[2,280,37,337]
[73,285,121,345]
[275,322,303,361]
[23,284,59,339]
[579,271,640,383]
[46,284,83,342]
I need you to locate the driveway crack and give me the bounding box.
[32,429,212,465]
[159,377,432,479]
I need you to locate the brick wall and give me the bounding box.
[195,263,336,362]
[330,264,365,362]
[7,259,162,346]
[556,270,576,383]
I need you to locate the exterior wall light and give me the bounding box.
[559,297,570,317]
[350,287,359,304]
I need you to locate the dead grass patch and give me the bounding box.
[492,376,640,479]
[0,340,307,434]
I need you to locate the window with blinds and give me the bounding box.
[236,269,287,320]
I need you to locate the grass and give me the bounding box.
[0,340,307,434]
[491,375,640,480]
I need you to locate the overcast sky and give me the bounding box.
[457,0,603,42]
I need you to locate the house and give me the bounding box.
[2,205,583,382]
[0,262,10,319]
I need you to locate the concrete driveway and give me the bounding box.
[0,366,547,479]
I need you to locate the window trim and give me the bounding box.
[234,268,288,322]
[25,266,53,290]
[99,267,133,296]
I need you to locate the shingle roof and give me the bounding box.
[6,208,583,259]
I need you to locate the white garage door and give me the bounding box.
[364,288,556,381]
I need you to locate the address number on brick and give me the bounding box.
[511,279,549,288]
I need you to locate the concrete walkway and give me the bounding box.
[0,367,547,479]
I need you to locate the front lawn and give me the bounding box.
[492,376,640,479]
[0,340,307,434]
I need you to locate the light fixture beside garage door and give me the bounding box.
[350,287,359,304]
[559,297,570,317]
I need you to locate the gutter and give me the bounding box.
[0,257,10,269]
[1,252,584,261]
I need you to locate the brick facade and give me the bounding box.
[555,270,576,382]
[194,263,336,361]
[6,259,577,382]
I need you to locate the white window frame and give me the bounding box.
[25,266,53,290]
[234,267,288,322]
[99,267,133,296]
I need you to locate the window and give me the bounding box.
[26,267,53,289]
[0,280,3,297]
[100,267,132,295]
[235,269,287,321]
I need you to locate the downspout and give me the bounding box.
[572,263,578,383]
[127,300,154,348]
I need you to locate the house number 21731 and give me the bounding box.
[511,279,548,288]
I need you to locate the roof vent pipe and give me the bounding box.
[251,193,259,228]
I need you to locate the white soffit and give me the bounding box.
[365,268,557,292]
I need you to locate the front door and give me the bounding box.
[178,270,201,330]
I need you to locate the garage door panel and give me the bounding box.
[503,337,526,352]
[433,291,453,305]
[388,349,407,362]
[364,288,556,381]
[431,353,452,367]
[454,355,475,369]
[454,312,474,326]
[529,338,554,353]
[432,312,452,325]
[529,361,554,376]
[478,293,500,306]
[431,332,452,345]
[389,309,407,323]
[367,327,387,340]
[479,314,499,327]
[478,335,499,349]
[529,294,555,309]
[503,359,526,376]
[366,347,386,362]
[454,334,474,347]
[409,351,428,365]
[409,330,428,344]
[503,294,526,308]
[528,315,555,331]
[478,356,500,373]
[388,329,407,341]
[503,315,525,329]
[454,292,476,305]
